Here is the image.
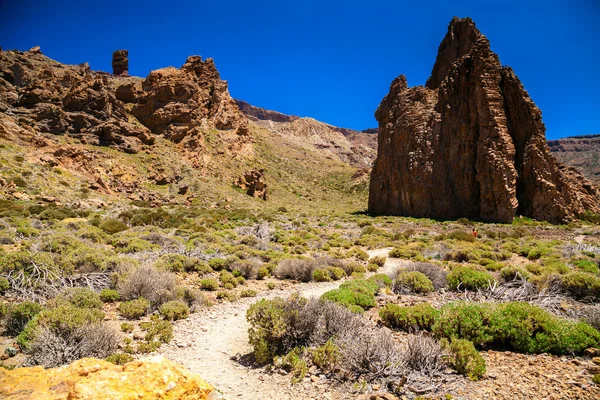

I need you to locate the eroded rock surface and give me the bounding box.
[369,17,599,223]
[112,50,129,76]
[0,355,215,400]
[235,169,267,200]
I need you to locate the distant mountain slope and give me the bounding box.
[548,135,600,183]
[234,99,377,168]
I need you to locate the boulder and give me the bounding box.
[368,17,600,223]
[0,355,215,400]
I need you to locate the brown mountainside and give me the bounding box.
[368,17,599,223]
[549,135,600,183]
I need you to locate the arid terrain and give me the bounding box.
[1,16,600,400]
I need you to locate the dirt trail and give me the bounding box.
[161,248,399,400]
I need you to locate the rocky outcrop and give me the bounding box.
[549,135,600,183]
[234,99,299,123]
[369,17,600,223]
[0,355,215,400]
[235,169,267,200]
[112,50,129,76]
[0,49,249,156]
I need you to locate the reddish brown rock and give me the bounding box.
[235,169,267,200]
[111,50,129,76]
[369,17,600,223]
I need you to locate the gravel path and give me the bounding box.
[161,248,398,400]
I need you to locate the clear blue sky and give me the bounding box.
[1,0,598,139]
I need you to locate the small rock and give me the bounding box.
[592,357,600,365]
[585,348,600,357]
[310,375,319,382]
[4,347,18,357]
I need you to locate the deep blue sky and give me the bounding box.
[1,1,598,139]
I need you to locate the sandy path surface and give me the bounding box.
[161,248,399,400]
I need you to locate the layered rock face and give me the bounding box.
[0,356,215,400]
[369,17,599,223]
[549,134,600,183]
[112,50,129,76]
[0,48,249,154]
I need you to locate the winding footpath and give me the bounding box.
[161,248,400,400]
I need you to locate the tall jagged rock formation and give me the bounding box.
[369,17,600,223]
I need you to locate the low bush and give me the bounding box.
[208,258,228,271]
[369,273,393,288]
[445,230,476,242]
[99,218,128,234]
[200,278,219,291]
[219,271,238,287]
[447,266,496,291]
[327,266,346,280]
[53,287,102,309]
[560,272,600,301]
[0,277,10,294]
[401,262,448,290]
[140,315,173,344]
[572,259,599,274]
[274,258,316,282]
[231,259,260,280]
[120,322,134,333]
[394,271,434,294]
[321,280,378,312]
[443,338,486,380]
[5,301,44,336]
[369,256,386,267]
[154,254,209,274]
[241,289,257,298]
[402,334,444,375]
[432,301,600,355]
[379,303,439,331]
[100,289,120,303]
[500,265,531,282]
[311,338,340,372]
[118,298,150,319]
[159,300,190,320]
[117,266,177,307]
[106,352,134,365]
[312,268,332,282]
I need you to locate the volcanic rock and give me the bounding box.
[0,355,215,399]
[369,17,600,223]
[235,169,267,200]
[112,50,129,76]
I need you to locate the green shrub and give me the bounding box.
[446,230,476,242]
[118,298,150,319]
[560,272,600,301]
[433,301,600,355]
[443,338,486,380]
[54,288,102,309]
[258,267,270,279]
[17,305,105,349]
[159,300,190,321]
[99,218,128,234]
[0,277,9,294]
[100,289,121,303]
[312,268,332,282]
[327,266,346,280]
[140,315,173,343]
[219,271,238,287]
[5,301,43,336]
[241,289,257,298]
[379,303,439,331]
[237,276,246,285]
[321,280,378,312]
[120,322,134,333]
[208,258,228,271]
[311,338,339,372]
[573,259,600,275]
[106,353,134,365]
[154,254,205,273]
[369,273,393,288]
[389,246,419,259]
[447,266,496,291]
[500,265,531,281]
[200,278,219,291]
[369,256,386,267]
[394,271,434,294]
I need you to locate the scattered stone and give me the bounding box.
[4,347,17,357]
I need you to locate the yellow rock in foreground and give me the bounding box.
[0,355,215,400]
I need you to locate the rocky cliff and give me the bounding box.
[549,134,600,183]
[369,17,599,223]
[0,47,249,155]
[0,356,215,400]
